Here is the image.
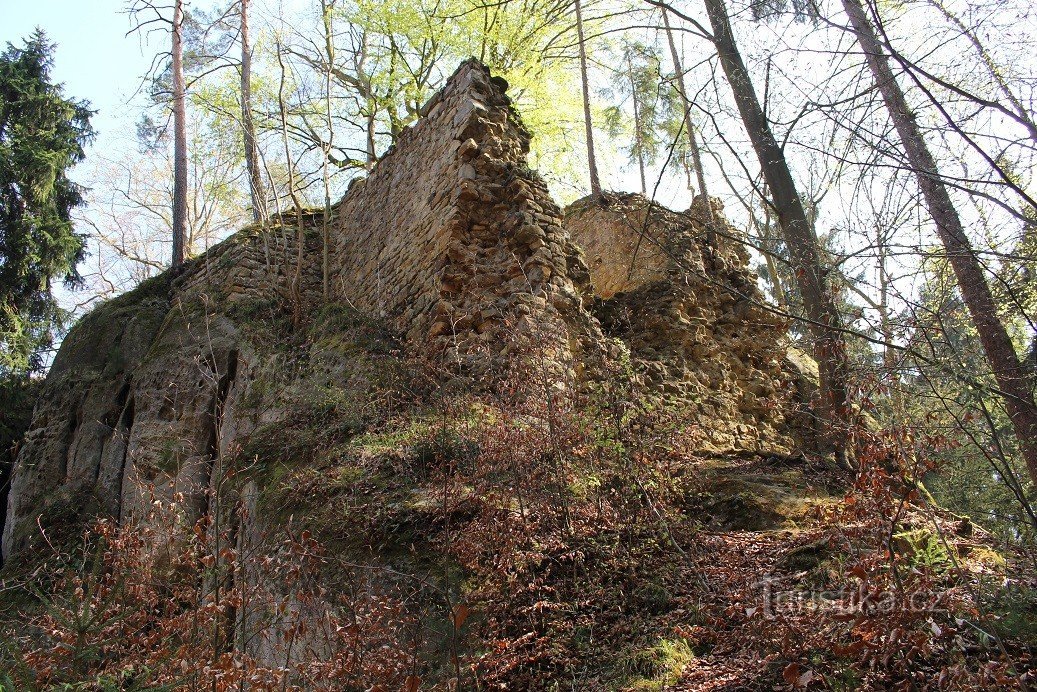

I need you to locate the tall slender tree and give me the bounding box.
[320,0,336,299]
[841,0,1037,483]
[240,0,264,223]
[695,0,853,464]
[626,53,648,195]
[661,8,709,201]
[575,0,602,196]
[604,42,670,196]
[171,0,188,267]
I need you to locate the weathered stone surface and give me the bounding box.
[327,60,599,376]
[565,195,671,298]
[566,192,813,455]
[1,227,315,560]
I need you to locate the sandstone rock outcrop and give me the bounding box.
[567,192,810,454]
[2,60,813,565]
[1,223,318,559]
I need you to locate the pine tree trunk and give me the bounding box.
[575,0,601,196]
[842,0,1037,482]
[171,0,188,267]
[240,0,264,224]
[702,0,852,465]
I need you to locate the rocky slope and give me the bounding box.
[2,60,819,564]
[0,61,923,689]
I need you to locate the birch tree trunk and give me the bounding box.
[842,0,1037,482]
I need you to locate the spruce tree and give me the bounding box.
[0,31,93,375]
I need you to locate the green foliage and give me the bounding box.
[903,255,1036,543]
[270,0,589,197]
[984,581,1037,644]
[410,426,480,475]
[602,41,683,190]
[747,0,820,23]
[0,374,38,539]
[0,375,38,467]
[0,31,93,375]
[893,528,953,574]
[618,637,695,690]
[631,580,673,615]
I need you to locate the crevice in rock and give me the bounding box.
[0,448,15,569]
[113,395,136,521]
[202,349,240,655]
[0,473,9,568]
[96,379,133,485]
[207,349,239,470]
[60,397,86,481]
[0,384,35,566]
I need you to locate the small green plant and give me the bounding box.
[893,529,953,574]
[410,427,479,475]
[984,582,1037,644]
[632,581,673,615]
[619,637,695,690]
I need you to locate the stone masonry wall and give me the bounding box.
[175,214,323,305]
[2,60,813,562]
[329,60,598,370]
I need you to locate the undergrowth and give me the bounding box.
[1,325,1034,690]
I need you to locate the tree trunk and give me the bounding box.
[627,57,647,195]
[366,108,376,169]
[240,0,264,224]
[662,9,709,201]
[321,0,335,300]
[757,194,787,309]
[842,0,1037,482]
[171,0,188,267]
[276,43,305,327]
[702,0,852,465]
[358,34,377,170]
[875,223,901,414]
[575,0,601,196]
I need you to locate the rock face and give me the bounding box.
[1,60,812,562]
[1,223,317,559]
[567,192,809,454]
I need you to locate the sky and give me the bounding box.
[0,0,158,153]
[1,0,170,322]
